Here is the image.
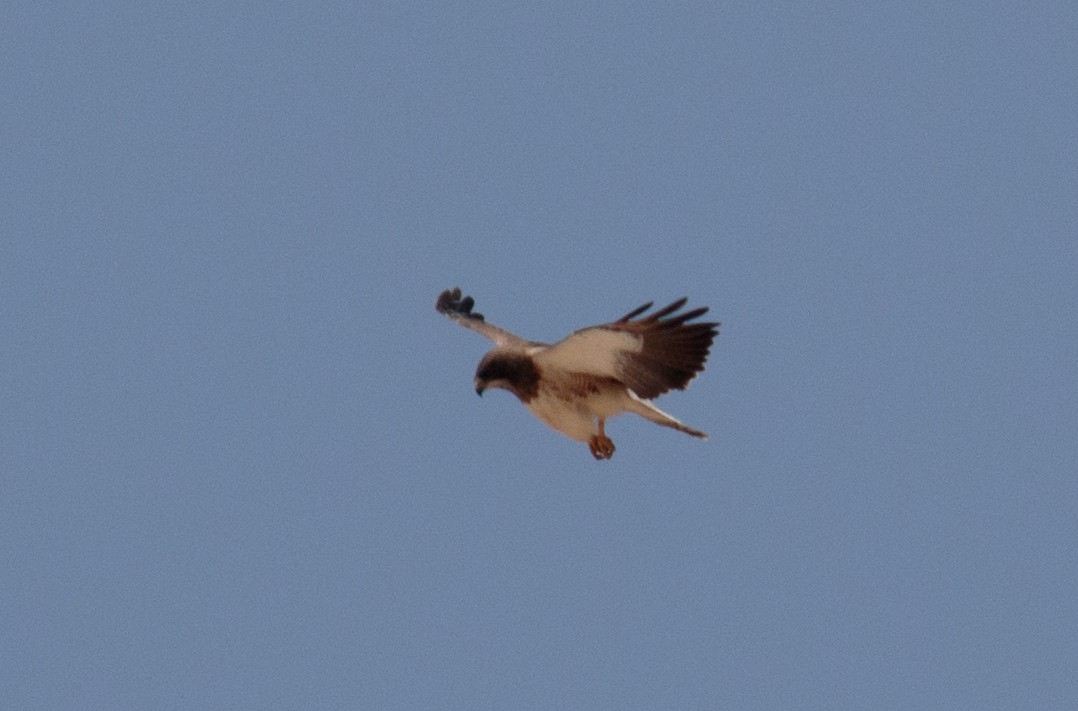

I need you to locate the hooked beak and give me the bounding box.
[474,382,485,397]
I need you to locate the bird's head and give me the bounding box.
[473,351,540,402]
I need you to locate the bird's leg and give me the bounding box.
[588,418,616,460]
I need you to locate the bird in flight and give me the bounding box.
[436,288,719,460]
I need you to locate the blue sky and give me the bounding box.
[3,2,1076,708]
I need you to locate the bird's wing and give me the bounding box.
[533,298,719,399]
[435,288,534,349]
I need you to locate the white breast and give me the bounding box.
[523,383,633,442]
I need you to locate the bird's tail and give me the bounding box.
[626,391,708,440]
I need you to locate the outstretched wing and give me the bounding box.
[435,288,532,348]
[534,298,719,400]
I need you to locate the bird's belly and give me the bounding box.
[525,392,597,442]
[524,388,629,442]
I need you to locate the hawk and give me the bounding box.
[436,288,719,460]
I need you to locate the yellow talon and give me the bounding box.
[588,418,616,460]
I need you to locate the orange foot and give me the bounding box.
[588,434,616,460]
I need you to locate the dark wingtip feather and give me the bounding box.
[611,296,719,398]
[436,287,485,320]
[617,302,654,323]
[646,297,689,321]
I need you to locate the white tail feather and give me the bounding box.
[625,391,708,439]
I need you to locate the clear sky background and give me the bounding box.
[3,2,1076,709]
